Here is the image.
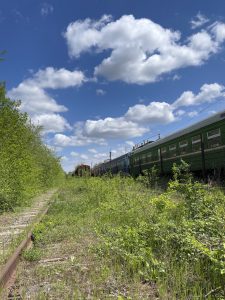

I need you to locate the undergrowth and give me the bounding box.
[26,164,225,299]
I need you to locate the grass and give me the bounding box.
[12,174,225,299]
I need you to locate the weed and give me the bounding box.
[13,172,225,299]
[22,248,42,262]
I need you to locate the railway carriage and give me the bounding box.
[92,153,130,176]
[130,111,225,177]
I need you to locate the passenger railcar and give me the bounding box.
[92,153,130,176]
[130,111,225,177]
[92,111,225,179]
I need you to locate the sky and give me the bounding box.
[1,0,225,172]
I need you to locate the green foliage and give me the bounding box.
[24,176,225,298]
[136,165,159,188]
[22,248,42,261]
[0,85,65,211]
[172,159,193,183]
[73,169,225,299]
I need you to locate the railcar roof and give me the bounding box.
[132,110,225,155]
[93,152,130,169]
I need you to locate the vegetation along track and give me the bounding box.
[4,172,225,299]
[0,189,57,297]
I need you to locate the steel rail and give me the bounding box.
[0,205,50,291]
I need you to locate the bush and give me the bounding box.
[0,85,64,211]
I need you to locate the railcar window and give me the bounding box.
[141,154,146,164]
[179,140,188,147]
[179,140,188,154]
[169,144,176,150]
[207,128,221,148]
[169,144,177,157]
[192,135,201,152]
[147,152,152,162]
[192,135,201,143]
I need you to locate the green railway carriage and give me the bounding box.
[130,111,225,177]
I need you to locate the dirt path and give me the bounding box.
[0,189,57,268]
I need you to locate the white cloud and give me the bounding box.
[125,102,175,124]
[83,117,148,139]
[33,67,85,89]
[125,140,135,147]
[53,133,106,147]
[64,15,112,58]
[8,83,67,115]
[32,113,72,133]
[173,83,225,108]
[80,154,89,160]
[190,12,209,29]
[93,152,108,159]
[188,111,198,118]
[73,82,225,140]
[41,3,54,16]
[70,151,79,157]
[96,88,106,95]
[64,15,225,84]
[60,156,68,161]
[211,22,225,43]
[175,109,185,117]
[8,67,85,134]
[47,144,62,153]
[172,74,181,81]
[88,148,97,153]
[8,68,85,115]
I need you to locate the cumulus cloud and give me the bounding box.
[173,83,225,108]
[64,15,225,84]
[53,133,106,147]
[211,22,225,43]
[80,101,175,140]
[83,117,148,139]
[125,102,175,124]
[190,12,209,29]
[8,67,85,133]
[73,82,225,140]
[33,67,85,89]
[8,83,67,115]
[32,113,72,133]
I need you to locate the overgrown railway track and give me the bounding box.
[0,190,57,298]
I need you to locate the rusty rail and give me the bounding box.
[0,205,50,291]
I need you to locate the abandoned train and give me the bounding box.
[92,110,225,178]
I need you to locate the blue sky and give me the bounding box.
[1,0,225,171]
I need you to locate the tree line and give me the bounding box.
[0,84,64,211]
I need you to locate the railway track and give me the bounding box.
[0,189,57,298]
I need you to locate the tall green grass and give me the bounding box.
[79,172,225,299]
[27,171,225,298]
